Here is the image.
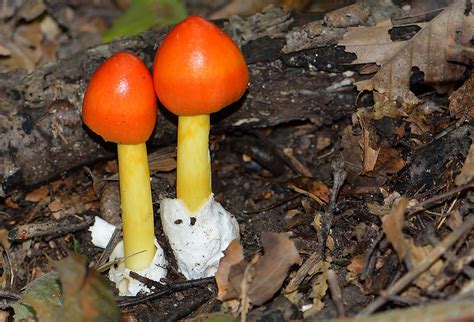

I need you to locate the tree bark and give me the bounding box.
[0,7,356,196]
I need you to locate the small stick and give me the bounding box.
[319,160,346,257]
[116,277,215,307]
[285,251,321,292]
[327,269,345,317]
[357,215,474,317]
[95,225,122,269]
[0,289,20,309]
[408,181,473,213]
[243,194,301,215]
[361,231,384,281]
[8,215,95,242]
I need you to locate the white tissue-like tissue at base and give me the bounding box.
[108,239,167,296]
[160,196,239,280]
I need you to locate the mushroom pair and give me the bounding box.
[83,16,248,293]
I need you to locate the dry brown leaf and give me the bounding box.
[361,126,380,173]
[449,73,474,121]
[373,147,406,175]
[249,232,302,305]
[25,186,49,202]
[288,177,330,205]
[218,232,302,306]
[358,115,380,173]
[216,240,245,301]
[17,0,46,22]
[340,21,424,65]
[343,0,473,104]
[381,198,409,263]
[303,261,330,318]
[405,239,444,290]
[455,137,474,186]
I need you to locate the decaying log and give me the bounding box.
[0,7,356,196]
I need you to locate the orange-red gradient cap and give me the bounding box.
[153,16,249,116]
[82,51,157,144]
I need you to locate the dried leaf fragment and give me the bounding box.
[342,0,473,104]
[449,73,474,121]
[216,240,245,300]
[381,198,408,263]
[216,232,302,306]
[455,137,474,186]
[303,261,330,317]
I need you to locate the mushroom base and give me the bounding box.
[160,196,239,280]
[108,239,168,296]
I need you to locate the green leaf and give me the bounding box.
[103,0,187,42]
[12,272,62,322]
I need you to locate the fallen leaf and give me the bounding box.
[248,232,302,305]
[25,186,49,202]
[405,239,444,290]
[373,147,406,175]
[449,73,474,121]
[303,261,330,318]
[12,255,120,322]
[288,177,330,205]
[12,272,62,322]
[455,136,474,186]
[381,198,409,263]
[218,232,302,306]
[358,115,380,173]
[339,20,423,65]
[56,255,121,322]
[343,0,473,104]
[17,0,46,21]
[216,240,244,301]
[48,198,64,212]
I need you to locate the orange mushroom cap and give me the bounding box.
[82,51,157,144]
[153,16,249,116]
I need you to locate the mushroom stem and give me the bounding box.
[177,114,212,213]
[117,143,156,271]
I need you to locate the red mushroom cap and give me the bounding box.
[153,16,249,116]
[82,51,157,144]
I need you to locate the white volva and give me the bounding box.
[108,239,167,296]
[89,216,167,296]
[160,195,239,279]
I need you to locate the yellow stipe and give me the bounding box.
[177,114,212,213]
[118,143,156,271]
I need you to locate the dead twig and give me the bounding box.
[361,231,385,282]
[8,214,95,242]
[116,277,215,308]
[285,251,321,293]
[94,225,122,270]
[408,181,474,213]
[328,269,345,317]
[243,194,301,215]
[319,160,347,257]
[357,214,474,316]
[0,289,20,309]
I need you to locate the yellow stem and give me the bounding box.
[118,143,155,271]
[177,115,212,213]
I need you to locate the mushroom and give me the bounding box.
[153,16,248,279]
[83,51,166,295]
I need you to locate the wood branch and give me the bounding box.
[0,7,356,196]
